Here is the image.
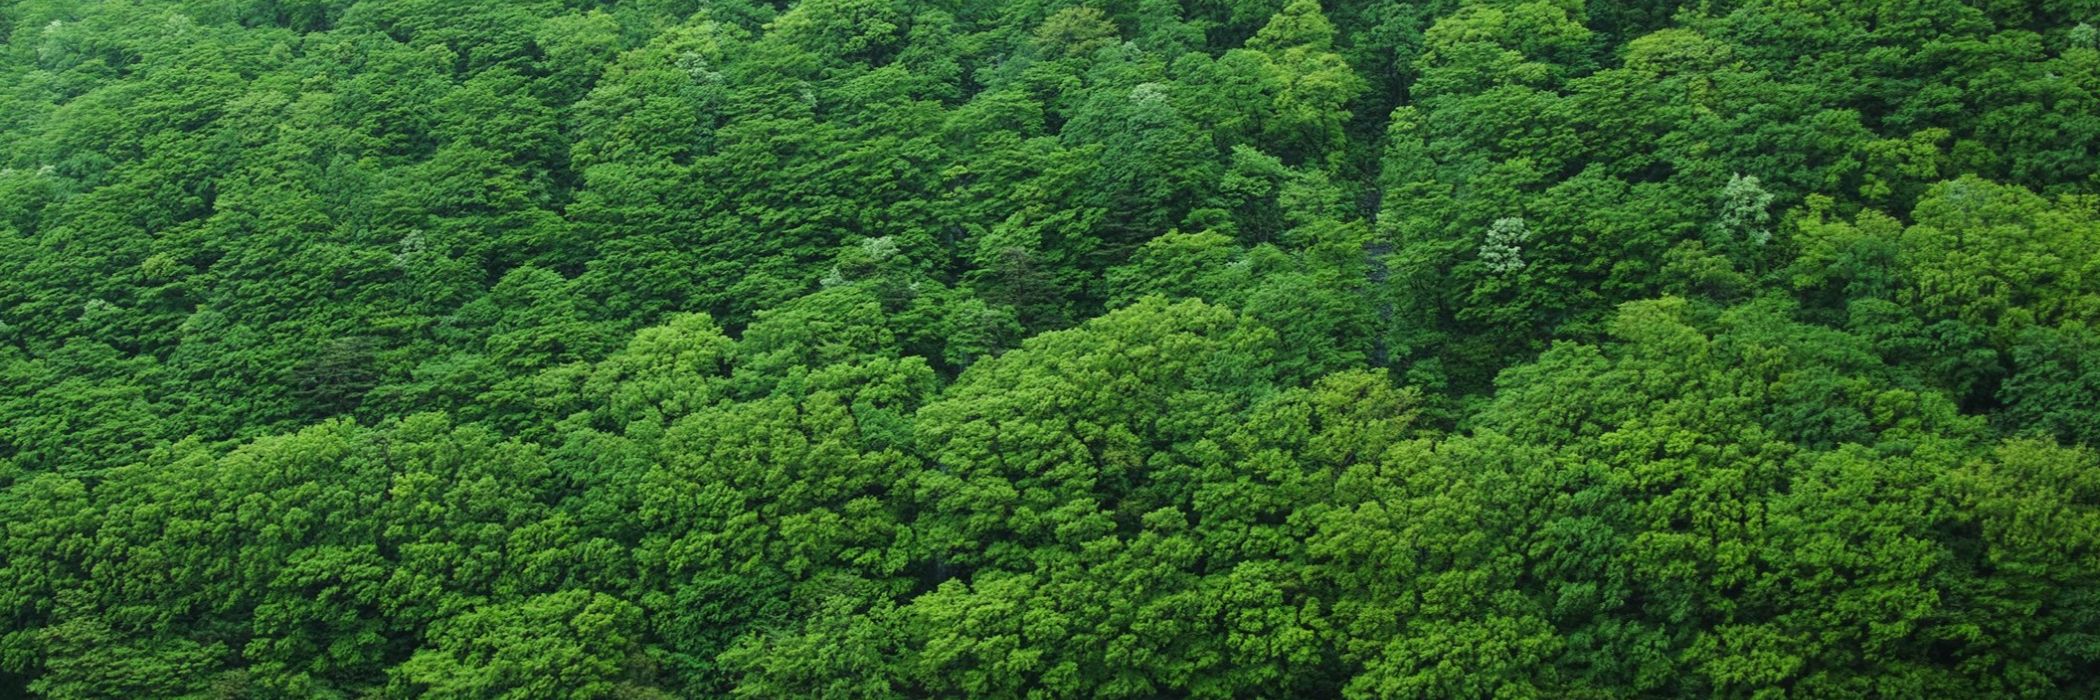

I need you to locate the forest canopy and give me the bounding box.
[3,0,2099,697]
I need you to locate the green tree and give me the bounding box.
[390,590,668,699]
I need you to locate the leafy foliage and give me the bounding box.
[4,0,2099,697]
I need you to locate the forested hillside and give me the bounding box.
[3,0,2099,696]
